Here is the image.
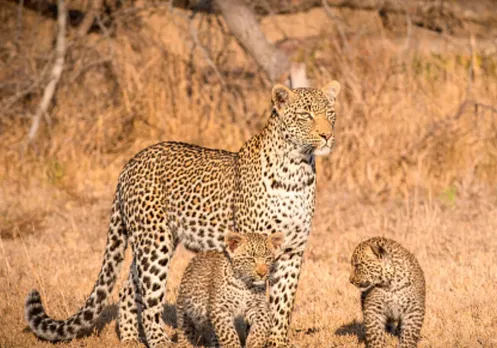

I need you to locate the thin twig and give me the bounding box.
[16,0,24,45]
[467,33,476,98]
[24,0,67,149]
[167,2,227,90]
[396,0,412,52]
[322,0,350,53]
[188,14,227,90]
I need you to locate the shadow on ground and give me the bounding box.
[335,320,365,343]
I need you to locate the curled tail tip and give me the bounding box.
[25,289,43,316]
[26,289,41,303]
[25,289,47,332]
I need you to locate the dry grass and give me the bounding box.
[1,189,496,347]
[1,2,497,347]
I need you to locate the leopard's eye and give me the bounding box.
[297,112,312,121]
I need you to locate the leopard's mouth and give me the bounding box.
[357,281,373,291]
[350,277,372,290]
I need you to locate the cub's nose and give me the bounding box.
[319,132,333,141]
[255,264,269,278]
[349,274,355,284]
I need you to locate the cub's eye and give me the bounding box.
[264,256,273,263]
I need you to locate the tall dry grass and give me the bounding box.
[1,3,496,207]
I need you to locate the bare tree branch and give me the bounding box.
[77,0,103,38]
[290,62,309,88]
[25,0,67,148]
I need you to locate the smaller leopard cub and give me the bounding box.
[349,237,426,348]
[176,231,284,348]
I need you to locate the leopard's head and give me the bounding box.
[224,231,284,287]
[271,81,341,156]
[349,238,394,291]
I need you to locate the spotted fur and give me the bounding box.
[349,237,426,348]
[24,82,341,347]
[176,232,284,348]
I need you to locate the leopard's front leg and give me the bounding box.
[266,251,304,348]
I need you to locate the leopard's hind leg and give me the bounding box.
[118,258,142,342]
[134,228,177,347]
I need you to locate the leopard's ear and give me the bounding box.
[269,232,285,251]
[272,84,295,114]
[224,232,246,253]
[321,81,341,100]
[370,244,387,261]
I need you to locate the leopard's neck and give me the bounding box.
[240,111,315,170]
[234,110,316,241]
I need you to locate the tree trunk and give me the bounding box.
[26,0,67,147]
[214,0,290,82]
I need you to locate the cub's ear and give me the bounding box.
[272,84,295,114]
[321,80,341,100]
[269,232,285,251]
[225,232,246,253]
[370,244,387,261]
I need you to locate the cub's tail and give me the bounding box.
[25,192,127,341]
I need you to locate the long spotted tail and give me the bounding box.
[25,192,127,341]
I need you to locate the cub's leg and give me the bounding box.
[398,307,424,348]
[176,312,197,347]
[134,231,176,348]
[245,293,271,348]
[118,259,142,342]
[362,293,387,348]
[210,305,241,348]
[267,251,304,347]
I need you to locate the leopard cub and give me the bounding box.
[176,231,284,348]
[349,237,425,348]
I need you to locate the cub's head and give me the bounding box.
[271,81,341,156]
[349,238,393,291]
[224,231,284,287]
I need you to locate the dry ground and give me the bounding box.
[0,183,496,347]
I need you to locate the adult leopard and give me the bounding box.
[25,81,341,347]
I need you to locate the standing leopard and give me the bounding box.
[349,237,426,348]
[24,81,341,347]
[176,231,284,348]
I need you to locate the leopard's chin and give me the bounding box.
[313,146,331,156]
[251,280,266,287]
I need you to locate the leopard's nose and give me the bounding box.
[256,264,269,277]
[320,132,333,141]
[349,274,354,284]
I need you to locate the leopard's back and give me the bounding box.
[119,141,237,252]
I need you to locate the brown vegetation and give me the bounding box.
[0,1,496,347]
